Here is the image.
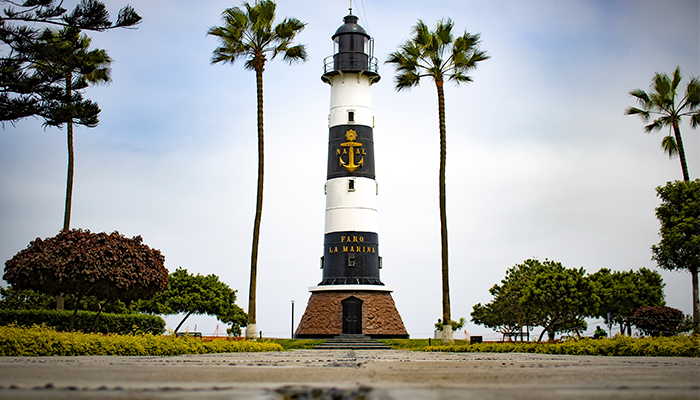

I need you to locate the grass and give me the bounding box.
[264,339,326,350]
[379,338,469,351]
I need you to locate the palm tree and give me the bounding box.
[386,19,488,343]
[31,27,111,311]
[626,68,699,334]
[208,0,307,340]
[626,66,700,182]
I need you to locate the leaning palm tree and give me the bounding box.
[208,0,307,340]
[386,19,488,343]
[626,66,700,182]
[31,27,112,311]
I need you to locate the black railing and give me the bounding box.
[319,277,384,285]
[323,53,379,74]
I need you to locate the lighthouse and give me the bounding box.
[294,11,408,338]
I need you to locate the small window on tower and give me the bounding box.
[348,110,355,123]
[378,256,382,269]
[348,253,356,267]
[348,178,355,192]
[320,256,324,269]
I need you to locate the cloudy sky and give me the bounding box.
[1,0,698,339]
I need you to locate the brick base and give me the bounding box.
[294,290,408,338]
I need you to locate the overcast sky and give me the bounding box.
[1,0,698,339]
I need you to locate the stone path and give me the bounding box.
[0,350,698,399]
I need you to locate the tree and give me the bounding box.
[518,260,597,341]
[471,259,598,342]
[0,286,55,310]
[589,267,665,335]
[0,285,133,314]
[139,267,247,334]
[207,0,307,340]
[386,19,488,343]
[651,179,700,334]
[471,259,544,338]
[30,27,111,234]
[1,1,140,311]
[632,306,686,337]
[3,229,168,330]
[0,0,141,123]
[625,67,700,182]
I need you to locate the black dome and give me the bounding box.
[332,14,369,39]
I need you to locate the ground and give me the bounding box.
[0,350,698,399]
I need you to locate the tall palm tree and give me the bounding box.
[208,0,307,340]
[386,19,488,343]
[626,66,700,182]
[31,27,111,311]
[626,68,699,334]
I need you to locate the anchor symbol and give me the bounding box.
[339,129,364,173]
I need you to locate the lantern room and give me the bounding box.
[323,14,379,79]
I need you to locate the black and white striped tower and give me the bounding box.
[295,10,407,338]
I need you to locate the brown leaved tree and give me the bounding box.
[3,229,168,330]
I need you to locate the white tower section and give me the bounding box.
[325,73,378,236]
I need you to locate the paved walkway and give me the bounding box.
[0,350,698,399]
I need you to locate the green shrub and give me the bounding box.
[425,335,699,357]
[0,324,283,356]
[0,309,165,334]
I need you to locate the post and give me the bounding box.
[291,300,295,338]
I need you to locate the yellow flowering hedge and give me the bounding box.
[426,335,699,357]
[0,324,282,356]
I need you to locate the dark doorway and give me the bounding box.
[342,296,363,334]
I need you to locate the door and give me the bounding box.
[342,296,363,334]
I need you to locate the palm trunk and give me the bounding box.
[436,77,453,343]
[58,71,74,312]
[246,61,265,340]
[671,121,689,182]
[671,120,697,334]
[691,266,699,335]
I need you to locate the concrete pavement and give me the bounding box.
[0,350,698,399]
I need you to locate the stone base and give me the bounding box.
[294,290,409,338]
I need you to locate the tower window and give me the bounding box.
[348,253,356,267]
[348,110,355,123]
[320,256,324,269]
[379,256,382,269]
[348,178,355,192]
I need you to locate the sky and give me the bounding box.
[1,0,699,339]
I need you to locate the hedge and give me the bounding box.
[426,335,699,357]
[0,324,283,356]
[0,309,165,335]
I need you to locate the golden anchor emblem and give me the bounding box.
[338,129,365,173]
